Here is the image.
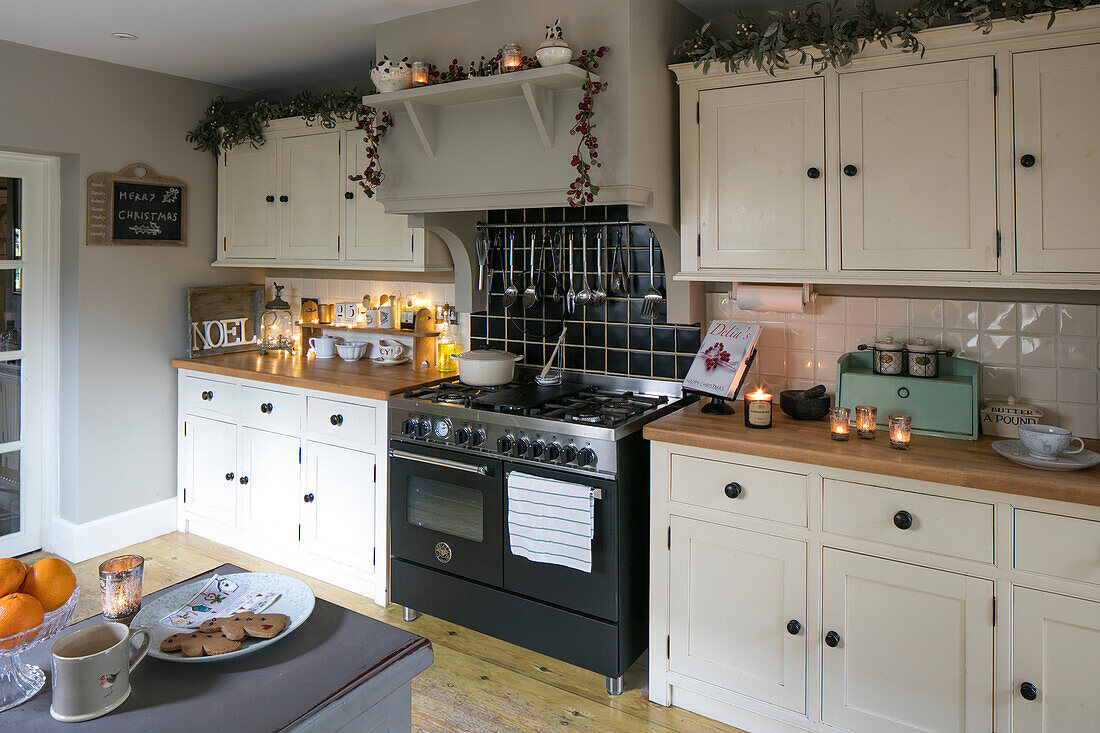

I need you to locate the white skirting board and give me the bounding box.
[46,498,177,563]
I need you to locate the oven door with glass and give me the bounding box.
[389,440,503,586]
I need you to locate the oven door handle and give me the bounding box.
[389,449,490,476]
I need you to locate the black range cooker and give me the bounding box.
[387,368,689,694]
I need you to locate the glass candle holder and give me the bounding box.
[411,61,430,87]
[855,405,877,439]
[99,555,144,624]
[743,388,773,429]
[829,407,851,441]
[501,43,523,72]
[889,414,912,450]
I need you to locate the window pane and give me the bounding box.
[0,361,18,444]
[0,178,21,260]
[0,451,19,538]
[0,271,19,352]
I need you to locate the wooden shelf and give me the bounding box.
[298,323,440,338]
[363,65,597,156]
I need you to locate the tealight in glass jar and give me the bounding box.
[855,405,877,439]
[829,407,851,441]
[889,414,912,450]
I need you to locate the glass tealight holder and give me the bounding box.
[501,43,523,72]
[855,405,877,439]
[99,555,144,624]
[889,414,912,450]
[829,407,851,441]
[411,61,430,87]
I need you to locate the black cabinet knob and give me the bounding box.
[239,476,249,485]
[1020,154,1036,168]
[225,472,234,481]
[303,493,315,503]
[724,482,743,499]
[893,510,914,530]
[344,191,354,199]
[279,195,289,203]
[260,402,273,414]
[843,164,858,177]
[825,631,840,647]
[201,391,213,401]
[806,167,821,179]
[330,414,343,426]
[265,195,275,203]
[1020,682,1038,701]
[787,620,801,635]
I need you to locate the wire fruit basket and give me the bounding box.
[0,587,80,711]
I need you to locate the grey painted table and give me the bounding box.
[2,564,433,732]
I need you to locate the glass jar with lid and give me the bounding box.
[260,283,295,354]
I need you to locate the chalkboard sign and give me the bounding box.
[87,163,187,246]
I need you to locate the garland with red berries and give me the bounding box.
[568,47,608,207]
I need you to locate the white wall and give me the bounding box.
[0,39,261,528]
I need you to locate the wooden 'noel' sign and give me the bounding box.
[87,162,187,246]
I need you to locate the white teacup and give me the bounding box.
[51,622,149,723]
[309,335,337,359]
[1018,423,1085,460]
[377,339,405,362]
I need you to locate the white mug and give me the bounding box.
[51,622,149,723]
[378,306,395,329]
[377,339,405,362]
[309,335,337,359]
[1018,423,1085,460]
[365,310,379,328]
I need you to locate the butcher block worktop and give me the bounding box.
[172,352,449,400]
[644,403,1100,507]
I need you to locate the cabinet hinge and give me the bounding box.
[696,101,700,124]
[298,524,301,542]
[993,68,998,96]
[373,548,376,567]
[667,525,671,549]
[411,234,415,253]
[667,635,671,658]
[996,230,1001,258]
[183,421,187,437]
[993,596,997,627]
[374,464,377,483]
[183,488,187,503]
[222,236,227,252]
[298,447,302,464]
[338,137,341,154]
[696,233,701,258]
[337,236,340,254]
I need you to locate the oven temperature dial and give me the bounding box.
[531,440,546,459]
[433,419,452,440]
[577,447,597,468]
[416,419,432,438]
[546,442,562,461]
[470,428,487,446]
[514,437,530,457]
[497,434,515,454]
[562,444,578,464]
[455,426,472,446]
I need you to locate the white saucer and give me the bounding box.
[373,357,410,366]
[991,440,1100,471]
[313,354,336,360]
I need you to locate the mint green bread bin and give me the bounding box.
[835,351,980,440]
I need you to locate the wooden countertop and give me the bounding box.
[644,403,1100,507]
[172,351,450,401]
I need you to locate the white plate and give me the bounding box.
[991,440,1100,472]
[132,572,315,663]
[373,357,410,366]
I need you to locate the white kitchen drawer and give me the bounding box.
[306,396,377,446]
[822,479,993,563]
[669,454,807,527]
[1015,509,1100,586]
[240,385,303,431]
[182,375,239,419]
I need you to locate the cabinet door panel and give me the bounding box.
[278,132,341,261]
[821,550,993,733]
[223,146,277,259]
[840,58,997,271]
[343,130,417,264]
[182,416,237,525]
[238,427,301,544]
[302,442,375,569]
[698,78,825,270]
[669,517,807,713]
[1012,587,1100,732]
[1014,44,1100,272]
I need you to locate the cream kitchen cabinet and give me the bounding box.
[301,441,377,571]
[237,426,302,544]
[181,414,238,526]
[1013,43,1100,273]
[277,131,341,261]
[221,144,278,260]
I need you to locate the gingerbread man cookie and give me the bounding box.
[160,631,242,657]
[198,612,288,641]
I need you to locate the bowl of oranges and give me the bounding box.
[0,557,78,712]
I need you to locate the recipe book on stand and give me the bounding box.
[682,322,761,415]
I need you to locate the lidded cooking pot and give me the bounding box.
[905,337,954,378]
[857,337,905,375]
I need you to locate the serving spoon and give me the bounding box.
[502,230,519,308]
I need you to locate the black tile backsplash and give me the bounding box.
[469,206,700,380]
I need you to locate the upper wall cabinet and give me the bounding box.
[216,118,451,273]
[672,9,1100,288]
[1013,43,1100,273]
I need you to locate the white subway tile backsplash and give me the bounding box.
[981,366,1018,397]
[1019,336,1057,368]
[1057,337,1098,370]
[787,324,816,350]
[877,298,909,327]
[1018,303,1056,335]
[980,301,1017,332]
[1058,304,1098,338]
[1058,368,1099,405]
[941,330,980,360]
[815,296,845,324]
[844,326,876,352]
[909,299,943,329]
[980,334,1018,366]
[758,322,787,349]
[943,300,979,330]
[788,350,816,380]
[845,297,877,325]
[1056,403,1098,438]
[1018,368,1058,402]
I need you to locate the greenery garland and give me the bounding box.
[675,0,1096,75]
[568,47,609,207]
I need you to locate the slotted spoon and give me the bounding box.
[640,230,663,319]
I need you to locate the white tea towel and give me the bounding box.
[507,471,595,573]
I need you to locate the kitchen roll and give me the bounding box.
[735,285,807,314]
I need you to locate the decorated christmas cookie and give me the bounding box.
[198,612,288,641]
[160,631,242,657]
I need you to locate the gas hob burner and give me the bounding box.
[571,410,604,424]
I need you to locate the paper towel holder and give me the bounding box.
[729,283,816,310]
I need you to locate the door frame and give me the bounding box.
[0,150,61,556]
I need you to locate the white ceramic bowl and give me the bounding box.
[372,69,412,93]
[535,45,573,67]
[336,341,368,362]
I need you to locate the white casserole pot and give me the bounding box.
[451,349,522,386]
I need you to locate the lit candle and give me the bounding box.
[889,414,912,450]
[502,43,523,71]
[855,405,877,439]
[99,555,144,624]
[411,61,429,87]
[830,407,851,441]
[743,387,773,429]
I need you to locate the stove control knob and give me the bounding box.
[562,444,578,464]
[455,426,472,446]
[514,437,530,457]
[577,448,597,467]
[531,440,546,459]
[546,442,562,461]
[471,428,487,447]
[497,434,515,454]
[401,419,417,436]
[416,419,432,438]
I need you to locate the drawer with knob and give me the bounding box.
[305,396,376,446]
[821,479,993,563]
[182,376,239,419]
[1014,509,1100,586]
[241,386,303,431]
[669,454,807,527]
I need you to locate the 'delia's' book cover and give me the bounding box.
[682,322,761,399]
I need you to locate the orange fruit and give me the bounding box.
[20,558,76,612]
[0,592,44,648]
[0,558,27,596]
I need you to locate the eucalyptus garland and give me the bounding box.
[676,0,1096,74]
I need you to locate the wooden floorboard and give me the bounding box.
[23,532,746,733]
